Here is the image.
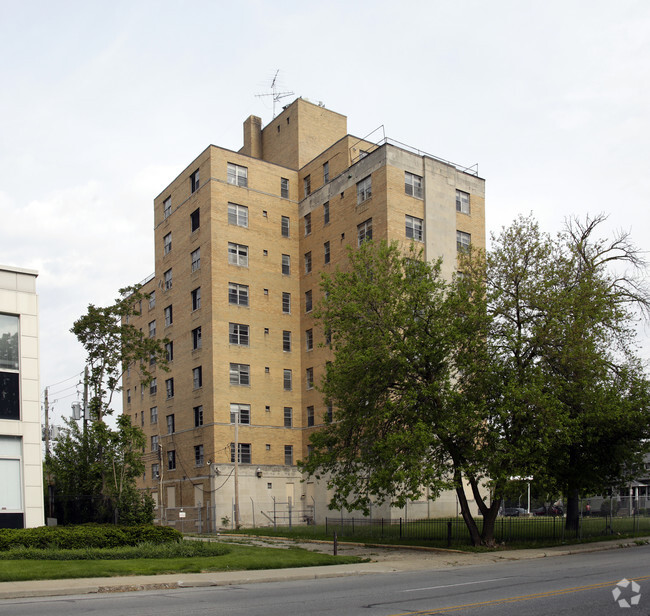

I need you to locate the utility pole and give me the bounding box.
[83,365,89,433]
[234,411,240,528]
[43,387,50,461]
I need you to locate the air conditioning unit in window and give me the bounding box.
[154,472,160,479]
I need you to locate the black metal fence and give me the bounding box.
[325,514,650,547]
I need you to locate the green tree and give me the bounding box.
[47,286,166,524]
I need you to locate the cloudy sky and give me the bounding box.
[1,0,649,427]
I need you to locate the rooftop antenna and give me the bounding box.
[256,70,294,119]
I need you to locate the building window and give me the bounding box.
[281,216,290,237]
[194,444,204,467]
[305,290,313,313]
[305,329,313,351]
[281,177,289,198]
[323,161,329,183]
[282,292,291,314]
[152,463,159,479]
[163,196,171,219]
[284,406,292,427]
[148,291,156,309]
[229,282,249,306]
[148,320,156,338]
[357,175,372,204]
[228,202,249,227]
[304,251,312,274]
[405,215,424,241]
[282,330,291,352]
[327,403,333,423]
[283,369,292,391]
[163,232,172,255]
[191,287,201,311]
[304,212,311,236]
[306,367,314,390]
[151,435,159,451]
[227,163,248,187]
[230,363,250,386]
[194,405,203,427]
[150,378,157,395]
[192,366,203,389]
[324,241,330,264]
[282,254,291,275]
[167,450,176,470]
[231,443,251,464]
[405,172,423,199]
[192,326,202,350]
[190,169,200,193]
[229,322,249,346]
[165,341,173,362]
[165,378,174,399]
[228,242,248,267]
[307,405,314,427]
[457,230,471,252]
[166,413,175,434]
[456,190,470,215]
[191,248,201,272]
[164,269,172,290]
[304,175,311,197]
[284,445,293,466]
[323,201,330,225]
[164,305,173,327]
[150,406,158,424]
[127,389,131,404]
[357,218,373,246]
[191,207,200,232]
[230,403,251,424]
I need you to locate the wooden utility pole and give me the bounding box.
[43,387,50,461]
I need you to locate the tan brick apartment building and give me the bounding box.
[123,98,485,529]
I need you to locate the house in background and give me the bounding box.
[0,265,44,528]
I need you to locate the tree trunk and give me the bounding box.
[565,485,580,533]
[456,483,483,546]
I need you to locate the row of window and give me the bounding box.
[156,443,294,470]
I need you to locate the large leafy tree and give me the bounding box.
[46,286,166,524]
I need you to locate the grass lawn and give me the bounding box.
[0,543,363,582]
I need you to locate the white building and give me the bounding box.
[0,265,44,528]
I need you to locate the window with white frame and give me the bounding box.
[324,241,330,264]
[193,366,203,389]
[304,251,312,274]
[152,463,159,478]
[305,328,313,351]
[229,282,249,306]
[164,269,172,290]
[281,177,289,198]
[194,444,204,466]
[282,292,291,314]
[190,169,200,193]
[230,363,250,385]
[405,172,423,199]
[191,287,201,311]
[357,175,372,204]
[357,218,372,245]
[230,403,251,424]
[281,254,290,275]
[228,243,248,266]
[231,442,251,464]
[281,216,290,237]
[194,405,203,427]
[306,367,314,390]
[191,247,201,272]
[323,161,329,183]
[283,369,292,390]
[307,405,315,427]
[148,320,156,337]
[148,291,156,309]
[165,378,174,399]
[190,208,200,232]
[167,450,176,470]
[282,330,291,352]
[192,326,202,350]
[305,290,313,313]
[166,413,175,434]
[284,445,293,466]
[456,230,471,252]
[229,322,249,346]
[304,174,311,197]
[304,212,311,236]
[150,378,157,395]
[323,201,330,225]
[405,215,424,241]
[163,232,172,255]
[164,305,172,327]
[228,203,248,227]
[227,163,248,187]
[150,406,158,424]
[151,435,159,451]
[165,341,173,361]
[456,190,470,215]
[163,196,171,219]
[284,406,292,427]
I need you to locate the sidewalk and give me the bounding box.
[1,536,647,600]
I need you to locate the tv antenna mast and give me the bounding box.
[256,70,294,118]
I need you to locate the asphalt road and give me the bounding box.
[1,544,648,615]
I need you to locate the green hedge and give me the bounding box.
[0,525,182,551]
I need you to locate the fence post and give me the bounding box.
[400,517,402,539]
[333,532,338,556]
[447,521,452,548]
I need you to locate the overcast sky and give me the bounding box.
[1,0,649,427]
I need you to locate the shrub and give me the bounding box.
[0,525,182,551]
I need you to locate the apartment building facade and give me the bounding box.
[0,265,44,528]
[123,98,485,528]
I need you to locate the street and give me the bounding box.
[1,544,649,615]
